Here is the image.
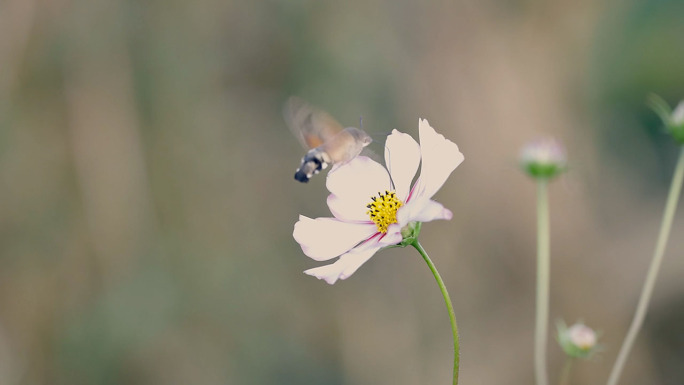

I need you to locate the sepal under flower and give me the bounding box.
[399,221,422,246]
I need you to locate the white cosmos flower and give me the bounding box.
[293,119,464,284]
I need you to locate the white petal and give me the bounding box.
[327,156,391,201]
[327,194,373,222]
[396,199,418,225]
[384,129,421,201]
[397,199,452,225]
[325,157,392,220]
[378,229,404,246]
[304,243,383,284]
[413,119,464,201]
[293,216,377,261]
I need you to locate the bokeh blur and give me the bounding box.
[1,0,684,384]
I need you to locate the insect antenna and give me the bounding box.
[384,142,396,190]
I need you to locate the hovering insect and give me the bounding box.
[284,97,372,183]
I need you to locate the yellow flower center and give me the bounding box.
[366,190,403,233]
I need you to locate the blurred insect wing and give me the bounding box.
[284,97,372,182]
[283,97,344,150]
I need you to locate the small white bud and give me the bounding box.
[567,323,597,350]
[520,138,567,180]
[557,321,600,359]
[672,101,684,126]
[648,95,684,144]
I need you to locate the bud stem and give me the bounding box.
[558,358,574,385]
[535,179,551,385]
[606,146,684,385]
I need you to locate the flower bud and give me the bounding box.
[648,94,684,144]
[557,321,599,359]
[520,138,567,180]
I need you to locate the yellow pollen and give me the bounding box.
[366,190,403,233]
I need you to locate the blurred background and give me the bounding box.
[1,0,684,383]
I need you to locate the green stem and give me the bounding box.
[412,241,460,385]
[535,180,550,385]
[606,146,684,385]
[558,358,573,385]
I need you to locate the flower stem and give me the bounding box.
[412,241,460,385]
[535,179,550,385]
[606,146,684,385]
[558,358,573,385]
